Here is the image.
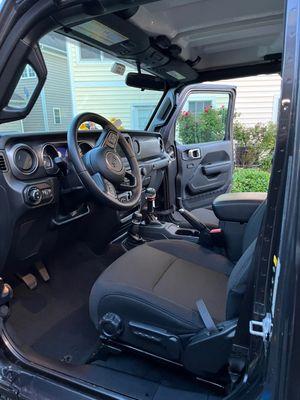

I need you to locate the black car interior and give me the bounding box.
[0,107,268,399]
[0,0,284,399]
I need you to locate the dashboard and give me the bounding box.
[1,130,168,204]
[0,129,169,272]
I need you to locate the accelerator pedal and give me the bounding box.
[35,261,50,282]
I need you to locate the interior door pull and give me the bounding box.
[188,149,201,159]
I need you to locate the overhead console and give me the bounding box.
[56,13,199,84]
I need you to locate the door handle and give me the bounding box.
[188,148,201,159]
[202,161,231,176]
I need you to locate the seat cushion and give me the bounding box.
[90,240,232,337]
[173,208,219,229]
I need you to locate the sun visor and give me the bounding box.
[152,59,199,83]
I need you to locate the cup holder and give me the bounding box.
[175,228,198,237]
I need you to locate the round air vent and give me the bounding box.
[132,139,141,154]
[14,145,38,174]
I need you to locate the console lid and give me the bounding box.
[212,192,267,222]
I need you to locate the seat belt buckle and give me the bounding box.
[209,228,225,247]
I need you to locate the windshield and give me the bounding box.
[0,32,163,134]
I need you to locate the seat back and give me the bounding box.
[226,199,267,319]
[242,200,267,252]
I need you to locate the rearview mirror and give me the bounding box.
[126,72,165,91]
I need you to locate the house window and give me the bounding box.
[132,105,156,130]
[53,108,61,124]
[21,65,36,79]
[78,43,114,63]
[79,43,101,61]
[188,100,212,118]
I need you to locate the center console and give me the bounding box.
[212,192,267,261]
[122,188,201,250]
[122,190,267,260]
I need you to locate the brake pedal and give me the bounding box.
[35,261,50,282]
[17,273,37,290]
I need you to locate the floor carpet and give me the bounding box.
[6,242,113,364]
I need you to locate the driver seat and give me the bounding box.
[89,201,266,375]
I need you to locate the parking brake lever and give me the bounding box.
[178,208,210,233]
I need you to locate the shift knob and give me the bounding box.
[145,187,156,200]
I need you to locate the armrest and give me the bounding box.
[212,192,267,223]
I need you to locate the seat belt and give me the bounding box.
[196,299,218,333]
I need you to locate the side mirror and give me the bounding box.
[126,72,165,91]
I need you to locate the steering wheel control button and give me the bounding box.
[105,131,118,148]
[105,180,117,197]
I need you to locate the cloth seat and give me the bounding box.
[90,240,233,336]
[89,200,266,373]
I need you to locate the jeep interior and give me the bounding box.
[0,0,290,399]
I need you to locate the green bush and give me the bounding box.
[232,168,270,193]
[233,120,277,171]
[177,106,227,144]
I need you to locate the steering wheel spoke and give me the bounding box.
[92,172,117,198]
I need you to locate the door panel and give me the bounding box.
[173,84,236,210]
[176,140,233,209]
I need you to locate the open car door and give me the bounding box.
[164,84,236,213]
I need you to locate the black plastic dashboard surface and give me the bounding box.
[0,130,167,181]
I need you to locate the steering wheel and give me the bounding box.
[68,112,142,210]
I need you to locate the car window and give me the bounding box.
[0,32,162,134]
[175,92,230,145]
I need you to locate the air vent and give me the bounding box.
[159,138,164,152]
[0,152,8,172]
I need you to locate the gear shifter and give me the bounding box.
[144,187,160,225]
[123,211,145,250]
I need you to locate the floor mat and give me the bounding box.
[7,242,113,364]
